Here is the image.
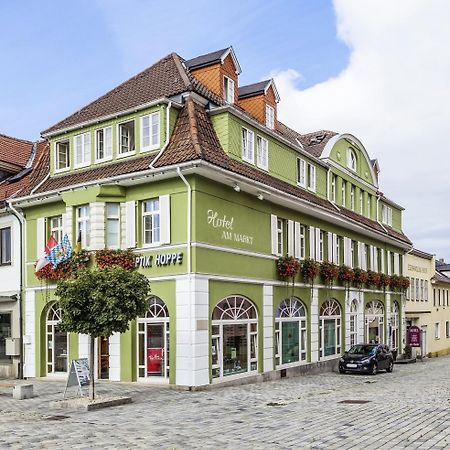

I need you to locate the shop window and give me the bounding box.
[96,126,112,161]
[55,140,70,171]
[365,300,384,344]
[137,297,169,379]
[211,296,257,379]
[0,313,11,362]
[46,303,68,374]
[319,299,341,358]
[0,227,11,265]
[275,298,307,367]
[118,120,135,155]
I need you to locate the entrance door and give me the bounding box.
[98,336,109,380]
[146,324,165,377]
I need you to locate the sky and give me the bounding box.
[1,0,449,260]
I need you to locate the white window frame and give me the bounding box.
[95,126,113,162]
[318,231,324,262]
[276,218,284,256]
[241,127,254,164]
[350,185,355,211]
[297,159,306,187]
[298,224,306,260]
[265,104,275,129]
[319,300,342,359]
[140,111,160,152]
[76,205,90,249]
[142,198,161,247]
[106,203,120,249]
[0,227,12,265]
[331,175,336,202]
[117,120,136,157]
[382,204,393,226]
[359,191,363,214]
[307,164,316,192]
[223,76,235,104]
[348,148,357,171]
[74,132,91,168]
[367,194,372,218]
[341,181,346,207]
[55,140,70,173]
[49,216,63,243]
[256,136,268,170]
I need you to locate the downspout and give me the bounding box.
[177,167,191,275]
[150,101,172,169]
[7,200,25,379]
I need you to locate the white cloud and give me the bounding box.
[274,0,450,260]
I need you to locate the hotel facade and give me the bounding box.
[6,48,412,387]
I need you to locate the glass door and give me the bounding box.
[146,324,164,377]
[222,324,248,377]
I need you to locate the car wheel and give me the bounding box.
[339,367,346,374]
[371,362,378,375]
[386,360,394,373]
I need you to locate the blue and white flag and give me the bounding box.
[47,234,73,269]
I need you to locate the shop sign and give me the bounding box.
[63,358,90,398]
[207,209,254,245]
[407,326,421,347]
[407,264,427,274]
[135,252,183,268]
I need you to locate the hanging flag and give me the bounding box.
[74,229,82,254]
[47,234,73,269]
[35,236,59,272]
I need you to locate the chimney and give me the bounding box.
[185,47,241,104]
[238,79,280,130]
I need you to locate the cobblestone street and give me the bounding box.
[1,356,450,449]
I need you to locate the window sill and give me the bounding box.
[256,164,269,172]
[242,157,255,165]
[54,167,70,174]
[74,162,91,169]
[0,263,12,267]
[142,242,162,249]
[140,145,160,153]
[95,156,113,164]
[116,151,136,159]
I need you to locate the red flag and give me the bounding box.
[45,236,58,254]
[35,236,59,272]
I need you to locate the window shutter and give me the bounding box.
[271,214,278,255]
[36,218,45,258]
[309,226,315,259]
[160,194,171,244]
[327,232,333,263]
[125,201,136,248]
[287,220,294,256]
[294,222,301,259]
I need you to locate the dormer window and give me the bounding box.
[55,140,70,172]
[118,120,135,155]
[266,105,275,129]
[223,76,235,104]
[74,132,91,168]
[348,148,357,171]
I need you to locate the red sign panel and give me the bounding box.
[147,348,163,374]
[408,326,421,347]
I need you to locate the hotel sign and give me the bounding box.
[407,326,421,348]
[408,264,428,274]
[135,252,183,268]
[207,209,254,245]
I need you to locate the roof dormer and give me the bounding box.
[185,47,241,104]
[238,79,280,130]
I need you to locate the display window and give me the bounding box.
[365,300,384,344]
[211,296,257,380]
[319,299,341,358]
[137,296,169,380]
[275,298,307,367]
[46,303,68,374]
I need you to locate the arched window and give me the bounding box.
[211,296,258,380]
[320,299,341,358]
[349,299,358,347]
[137,296,170,380]
[275,298,307,366]
[390,301,399,350]
[348,148,357,171]
[365,300,385,344]
[46,303,68,374]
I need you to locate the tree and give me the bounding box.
[55,266,150,400]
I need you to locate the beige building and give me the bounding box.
[404,249,450,357]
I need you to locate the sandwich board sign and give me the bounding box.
[63,358,90,398]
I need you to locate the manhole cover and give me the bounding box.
[338,400,371,404]
[45,415,69,421]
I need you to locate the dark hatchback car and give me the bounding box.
[339,344,394,375]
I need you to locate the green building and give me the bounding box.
[11,47,411,387]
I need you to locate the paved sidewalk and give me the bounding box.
[1,356,450,449]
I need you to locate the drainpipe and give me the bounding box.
[177,167,191,275]
[150,101,172,168]
[7,200,25,380]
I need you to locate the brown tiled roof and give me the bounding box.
[42,53,224,137]
[435,271,450,284]
[0,140,48,201]
[238,80,271,99]
[185,48,229,70]
[0,133,33,169]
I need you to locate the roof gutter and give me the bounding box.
[41,98,182,139]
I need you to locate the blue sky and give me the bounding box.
[0,0,347,140]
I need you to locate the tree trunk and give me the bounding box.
[89,335,95,401]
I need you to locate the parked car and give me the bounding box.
[339,344,394,375]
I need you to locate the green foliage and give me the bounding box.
[55,266,150,338]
